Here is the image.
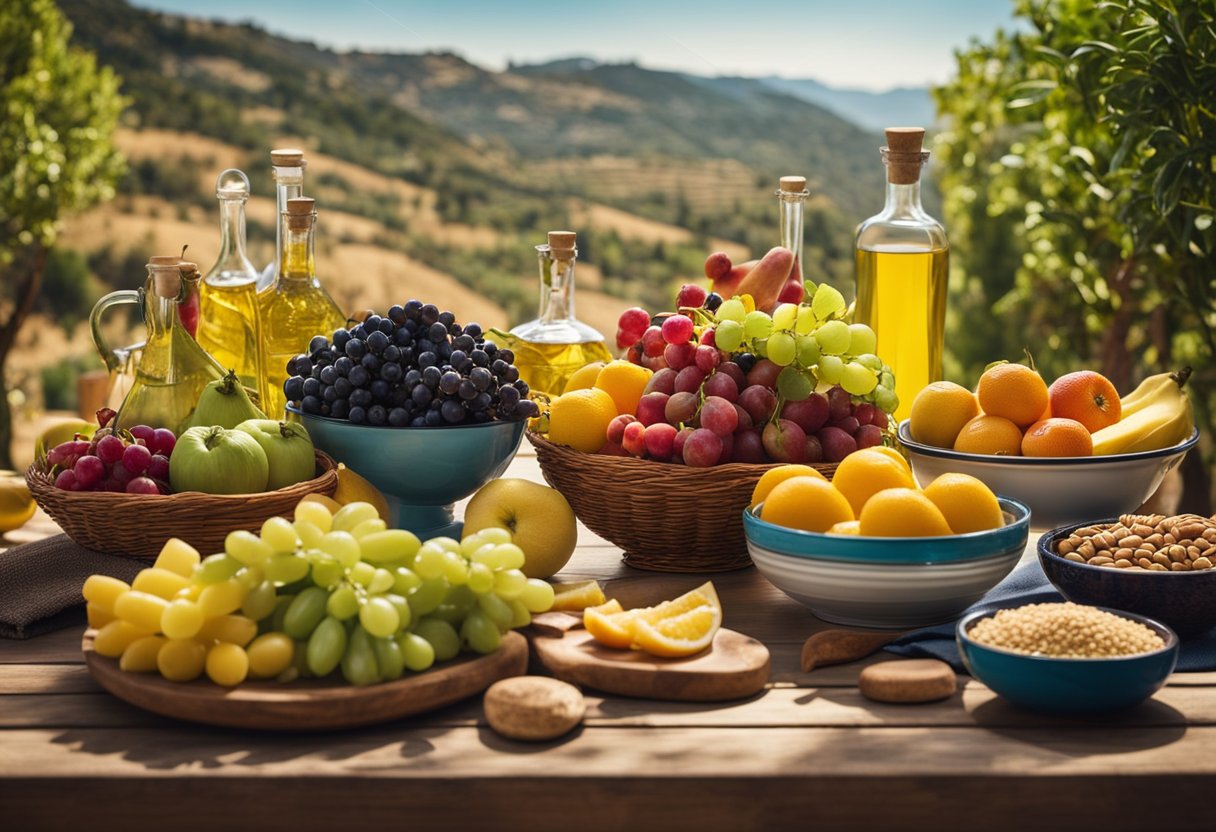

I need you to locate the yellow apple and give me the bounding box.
[462,478,577,578]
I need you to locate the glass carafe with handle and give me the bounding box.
[90,256,225,434]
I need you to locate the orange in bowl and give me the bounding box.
[953,414,1023,456]
[1048,371,1121,433]
[1021,418,1094,458]
[977,363,1050,429]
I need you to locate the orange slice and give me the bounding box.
[551,580,607,612]
[632,605,722,658]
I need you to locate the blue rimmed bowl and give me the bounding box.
[743,499,1030,629]
[1038,520,1216,637]
[289,406,525,539]
[898,422,1198,531]
[957,606,1179,713]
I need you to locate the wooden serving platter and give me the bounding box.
[82,629,527,731]
[528,617,770,702]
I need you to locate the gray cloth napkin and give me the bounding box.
[886,561,1216,672]
[0,534,143,639]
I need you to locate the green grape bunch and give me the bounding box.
[84,499,554,689]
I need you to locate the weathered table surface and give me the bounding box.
[2,446,1213,831]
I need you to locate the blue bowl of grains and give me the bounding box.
[957,603,1179,714]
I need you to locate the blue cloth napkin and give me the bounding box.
[886,561,1216,672]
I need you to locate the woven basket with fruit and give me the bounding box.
[27,377,339,559]
[530,247,899,571]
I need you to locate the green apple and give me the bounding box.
[169,426,269,495]
[462,478,577,578]
[234,419,316,490]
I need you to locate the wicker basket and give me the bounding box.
[27,451,340,559]
[528,432,838,572]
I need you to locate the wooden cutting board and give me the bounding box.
[528,614,770,702]
[83,629,527,731]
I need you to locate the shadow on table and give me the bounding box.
[967,696,1189,756]
[52,724,451,770]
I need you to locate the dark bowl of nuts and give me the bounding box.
[1038,513,1216,637]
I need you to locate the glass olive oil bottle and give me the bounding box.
[257,197,346,419]
[854,128,949,422]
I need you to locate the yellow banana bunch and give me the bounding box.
[1091,368,1195,455]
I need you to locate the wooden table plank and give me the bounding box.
[2,727,1213,831]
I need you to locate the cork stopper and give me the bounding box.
[285,197,316,231]
[547,230,577,258]
[882,127,927,185]
[779,176,808,193]
[270,148,306,168]
[147,256,182,299]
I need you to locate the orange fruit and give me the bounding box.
[584,583,722,657]
[1021,418,1094,458]
[909,381,980,449]
[749,464,827,509]
[827,520,861,535]
[584,599,633,649]
[1047,371,1121,433]
[953,414,1024,456]
[594,360,653,416]
[976,363,1050,428]
[548,388,619,453]
[550,580,607,612]
[632,605,721,658]
[831,448,917,515]
[759,476,854,533]
[564,361,608,394]
[858,488,954,537]
[923,473,1004,534]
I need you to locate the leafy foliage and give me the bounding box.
[0,0,127,262]
[935,0,1215,505]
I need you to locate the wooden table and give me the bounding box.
[2,446,1214,831]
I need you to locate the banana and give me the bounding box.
[1119,368,1192,418]
[1092,367,1194,455]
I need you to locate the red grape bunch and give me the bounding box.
[48,412,176,495]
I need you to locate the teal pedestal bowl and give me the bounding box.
[290,407,526,539]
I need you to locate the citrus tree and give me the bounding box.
[934,0,1215,509]
[0,0,126,467]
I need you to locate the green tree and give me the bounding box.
[0,0,126,466]
[935,0,1215,508]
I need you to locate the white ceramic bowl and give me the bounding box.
[898,422,1199,532]
[747,540,1024,630]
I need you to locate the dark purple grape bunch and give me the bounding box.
[284,301,539,427]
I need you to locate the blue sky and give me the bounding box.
[130,0,1018,91]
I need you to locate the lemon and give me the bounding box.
[0,477,36,533]
[583,582,722,658]
[749,464,826,509]
[563,361,608,394]
[593,360,653,416]
[831,448,917,515]
[551,580,607,611]
[759,476,854,533]
[548,388,618,453]
[923,473,1004,534]
[332,464,390,520]
[858,488,953,537]
[827,520,861,535]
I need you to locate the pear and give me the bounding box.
[187,370,266,430]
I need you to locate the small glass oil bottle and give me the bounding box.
[198,169,262,392]
[778,175,809,285]
[90,256,225,434]
[507,231,612,397]
[854,127,949,421]
[257,197,346,419]
[259,148,306,291]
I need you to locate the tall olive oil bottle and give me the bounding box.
[257,197,346,419]
[854,127,948,422]
[198,169,262,393]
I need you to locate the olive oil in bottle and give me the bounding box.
[854,128,949,422]
[506,231,612,397]
[257,197,346,419]
[198,169,262,392]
